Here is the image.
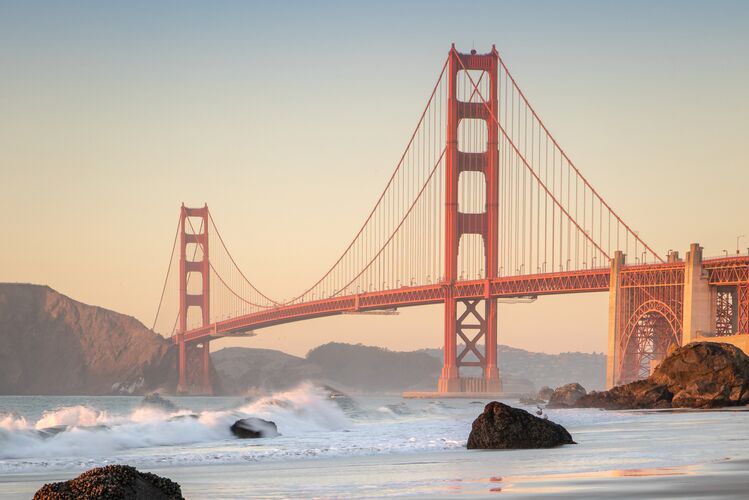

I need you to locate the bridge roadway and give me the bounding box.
[178,266,618,344]
[177,256,749,345]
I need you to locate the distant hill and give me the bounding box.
[0,283,175,395]
[212,347,322,395]
[306,342,442,392]
[213,343,541,395]
[419,345,606,391]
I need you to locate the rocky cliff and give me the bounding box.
[0,283,175,395]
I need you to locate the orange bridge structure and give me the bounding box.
[151,46,749,395]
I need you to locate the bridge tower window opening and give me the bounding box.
[715,286,738,336]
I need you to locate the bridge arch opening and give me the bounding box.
[619,301,681,384]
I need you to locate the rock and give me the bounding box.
[141,392,177,411]
[230,417,279,439]
[466,401,575,449]
[537,386,554,401]
[547,383,587,408]
[577,342,749,410]
[33,464,183,499]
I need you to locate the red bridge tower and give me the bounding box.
[439,46,502,394]
[177,203,212,394]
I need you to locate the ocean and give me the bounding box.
[1,384,749,498]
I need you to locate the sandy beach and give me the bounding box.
[2,391,749,498]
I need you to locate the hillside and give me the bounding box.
[0,283,175,395]
[306,342,442,392]
[212,347,322,395]
[420,345,606,391]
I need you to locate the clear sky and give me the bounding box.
[1,1,747,357]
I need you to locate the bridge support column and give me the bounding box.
[438,45,501,394]
[177,334,187,393]
[176,204,213,395]
[606,251,625,389]
[683,243,711,344]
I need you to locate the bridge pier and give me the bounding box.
[606,251,625,389]
[683,243,711,344]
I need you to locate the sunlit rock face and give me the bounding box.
[546,383,587,408]
[577,342,749,409]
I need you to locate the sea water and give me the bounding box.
[1,384,749,498]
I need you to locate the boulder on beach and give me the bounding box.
[467,401,575,449]
[547,383,587,408]
[33,464,183,500]
[230,417,279,439]
[577,342,749,410]
[537,386,554,401]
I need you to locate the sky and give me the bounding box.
[1,0,747,357]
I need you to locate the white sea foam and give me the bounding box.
[1,388,697,475]
[0,383,351,466]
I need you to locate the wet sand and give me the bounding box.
[2,452,748,498]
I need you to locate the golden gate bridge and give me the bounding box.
[151,45,749,395]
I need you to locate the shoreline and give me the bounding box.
[3,452,749,499]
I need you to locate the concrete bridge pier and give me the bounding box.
[683,243,711,344]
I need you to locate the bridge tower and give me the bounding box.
[177,203,212,395]
[438,46,502,394]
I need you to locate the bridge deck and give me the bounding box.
[177,257,749,345]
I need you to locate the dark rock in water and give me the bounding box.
[141,392,177,411]
[35,425,69,439]
[537,386,554,401]
[33,464,183,499]
[230,417,279,439]
[577,342,749,410]
[321,385,358,412]
[467,401,575,449]
[547,383,587,408]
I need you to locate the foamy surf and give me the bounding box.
[0,383,351,466]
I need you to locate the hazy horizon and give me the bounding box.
[1,0,747,357]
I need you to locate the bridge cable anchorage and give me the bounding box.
[452,47,662,266]
[151,216,180,332]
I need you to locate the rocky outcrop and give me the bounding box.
[537,386,554,400]
[34,464,183,499]
[230,417,279,438]
[467,401,575,449]
[577,342,749,409]
[547,383,587,408]
[0,284,175,395]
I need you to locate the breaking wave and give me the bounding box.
[0,383,348,461]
